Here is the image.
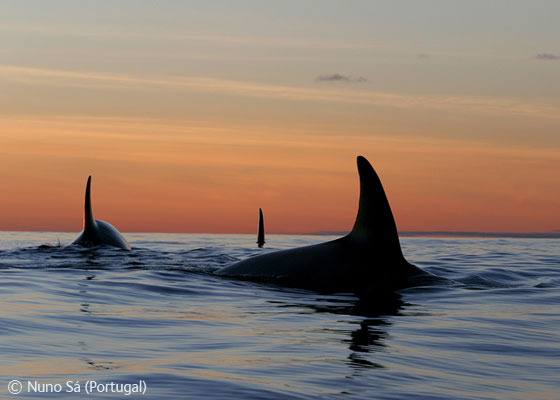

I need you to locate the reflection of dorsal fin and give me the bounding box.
[349,156,404,259]
[257,208,265,247]
[84,176,97,232]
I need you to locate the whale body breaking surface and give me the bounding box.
[218,156,426,293]
[72,176,131,250]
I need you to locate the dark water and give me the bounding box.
[0,232,558,399]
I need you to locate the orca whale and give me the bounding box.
[72,176,131,250]
[257,208,265,248]
[218,156,425,293]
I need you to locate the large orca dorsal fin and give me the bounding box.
[349,156,404,258]
[83,176,97,232]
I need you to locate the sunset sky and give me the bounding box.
[1,1,559,234]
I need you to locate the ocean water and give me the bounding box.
[0,231,558,399]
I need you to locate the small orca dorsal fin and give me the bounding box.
[83,176,97,232]
[349,156,404,258]
[257,208,265,247]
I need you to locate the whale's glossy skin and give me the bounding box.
[218,156,425,293]
[72,176,131,250]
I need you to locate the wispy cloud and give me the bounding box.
[416,54,431,60]
[1,64,559,119]
[534,53,560,61]
[316,73,367,83]
[0,24,382,51]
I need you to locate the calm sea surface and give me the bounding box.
[0,232,558,399]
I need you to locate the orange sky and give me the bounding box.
[0,3,559,234]
[1,113,558,234]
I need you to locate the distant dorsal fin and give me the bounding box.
[257,208,265,247]
[83,176,97,232]
[349,156,404,258]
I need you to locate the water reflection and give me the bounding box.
[267,291,404,370]
[83,358,118,370]
[80,302,92,315]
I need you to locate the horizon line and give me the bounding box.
[0,229,559,239]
